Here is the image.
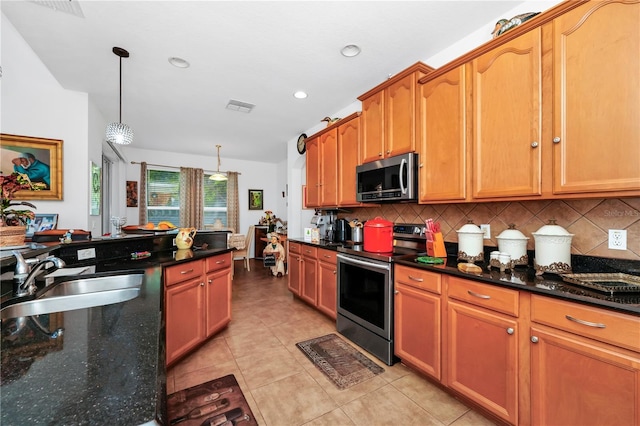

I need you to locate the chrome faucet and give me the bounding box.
[13,252,66,297]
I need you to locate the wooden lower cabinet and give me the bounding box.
[287,242,302,295]
[317,249,337,319]
[300,246,318,306]
[447,299,519,425]
[165,252,232,366]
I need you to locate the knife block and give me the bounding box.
[426,232,447,258]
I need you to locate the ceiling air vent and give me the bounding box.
[226,100,255,113]
[29,0,85,18]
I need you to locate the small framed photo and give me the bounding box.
[248,189,263,210]
[26,213,58,237]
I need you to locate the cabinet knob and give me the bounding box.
[333,270,337,275]
[531,336,539,343]
[506,327,514,335]
[531,141,539,148]
[419,163,423,168]
[378,152,383,157]
[200,282,205,286]
[208,279,212,284]
[386,150,390,154]
[553,137,561,143]
[394,290,399,295]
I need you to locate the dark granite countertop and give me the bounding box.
[287,237,640,316]
[0,234,234,426]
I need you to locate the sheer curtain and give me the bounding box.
[226,172,239,233]
[179,167,204,228]
[138,162,148,225]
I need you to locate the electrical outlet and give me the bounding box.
[77,248,96,260]
[480,224,491,239]
[608,229,627,250]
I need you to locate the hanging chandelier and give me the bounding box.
[105,47,134,145]
[210,144,228,181]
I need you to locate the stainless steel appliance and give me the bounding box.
[356,153,418,202]
[310,211,336,241]
[336,223,426,365]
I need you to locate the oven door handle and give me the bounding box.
[337,254,391,271]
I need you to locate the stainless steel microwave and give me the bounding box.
[356,153,418,202]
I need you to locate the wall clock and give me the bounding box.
[297,133,307,155]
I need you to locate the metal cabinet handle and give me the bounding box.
[323,255,332,259]
[531,336,539,343]
[506,327,514,335]
[216,260,226,264]
[408,275,424,282]
[467,290,491,299]
[553,137,561,143]
[181,269,194,274]
[565,315,606,329]
[531,141,539,148]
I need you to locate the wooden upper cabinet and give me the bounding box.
[360,91,385,163]
[470,28,542,199]
[417,65,466,203]
[337,114,361,206]
[359,62,433,164]
[305,136,320,207]
[551,0,640,195]
[319,129,338,206]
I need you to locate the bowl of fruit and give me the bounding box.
[122,221,178,234]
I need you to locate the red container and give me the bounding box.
[363,217,393,253]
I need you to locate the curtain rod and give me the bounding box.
[130,161,240,175]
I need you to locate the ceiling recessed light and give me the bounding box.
[341,44,361,57]
[293,91,308,99]
[168,57,190,68]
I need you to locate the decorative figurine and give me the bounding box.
[321,116,341,127]
[263,234,286,277]
[492,12,540,38]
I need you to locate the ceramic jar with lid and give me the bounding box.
[456,220,484,262]
[496,224,529,267]
[532,220,574,275]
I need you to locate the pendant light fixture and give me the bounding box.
[105,47,134,145]
[209,144,228,181]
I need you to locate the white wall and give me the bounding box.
[1,13,106,233]
[285,0,562,238]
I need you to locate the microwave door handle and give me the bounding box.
[399,158,407,194]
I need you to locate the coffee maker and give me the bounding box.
[311,210,337,241]
[335,219,351,242]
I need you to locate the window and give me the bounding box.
[146,168,227,226]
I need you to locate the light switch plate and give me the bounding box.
[480,224,491,239]
[77,248,96,260]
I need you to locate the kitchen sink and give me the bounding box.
[0,272,144,320]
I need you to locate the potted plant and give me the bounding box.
[0,173,37,247]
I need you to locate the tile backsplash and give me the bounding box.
[345,197,640,261]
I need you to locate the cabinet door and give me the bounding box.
[205,267,232,337]
[300,255,318,306]
[530,325,640,426]
[337,116,361,206]
[447,300,518,424]
[386,73,416,158]
[471,28,542,199]
[417,65,466,202]
[319,129,338,206]
[552,0,640,194]
[287,253,302,295]
[317,250,337,319]
[305,137,320,207]
[166,277,205,365]
[394,282,441,380]
[360,91,385,163]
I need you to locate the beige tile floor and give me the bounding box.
[167,260,497,426]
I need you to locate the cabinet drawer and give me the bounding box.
[447,276,519,317]
[531,295,640,353]
[206,252,232,273]
[289,241,302,254]
[317,248,337,264]
[395,265,441,294]
[301,245,318,258]
[165,259,204,286]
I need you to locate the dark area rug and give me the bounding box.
[167,374,257,425]
[296,333,385,390]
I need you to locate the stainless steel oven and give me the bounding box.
[336,252,395,365]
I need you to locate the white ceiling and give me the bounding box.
[2,0,526,163]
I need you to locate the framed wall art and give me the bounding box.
[90,161,101,216]
[126,180,138,207]
[248,189,263,210]
[0,133,63,200]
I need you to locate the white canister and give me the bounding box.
[496,224,529,266]
[456,221,485,262]
[532,220,574,275]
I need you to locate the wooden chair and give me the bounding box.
[232,225,254,272]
